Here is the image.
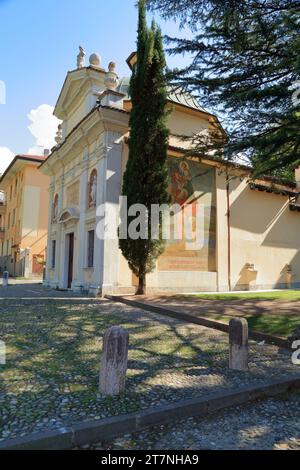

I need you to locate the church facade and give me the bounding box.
[41,49,300,296]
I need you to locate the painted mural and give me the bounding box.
[158,157,216,272]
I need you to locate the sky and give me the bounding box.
[0,0,191,174]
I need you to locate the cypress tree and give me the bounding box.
[148,0,300,179]
[120,0,170,295]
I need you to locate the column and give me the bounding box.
[73,161,89,292]
[90,155,107,296]
[100,133,123,296]
[56,174,65,288]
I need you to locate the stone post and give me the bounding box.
[24,249,30,279]
[229,318,249,371]
[2,271,9,288]
[99,326,129,396]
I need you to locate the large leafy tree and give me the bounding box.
[148,0,300,179]
[120,0,170,295]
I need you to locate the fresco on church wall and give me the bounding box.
[158,157,216,272]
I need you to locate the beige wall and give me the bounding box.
[168,106,209,150]
[228,176,300,290]
[216,170,230,291]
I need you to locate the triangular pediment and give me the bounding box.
[54,66,106,120]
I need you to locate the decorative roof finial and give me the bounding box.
[55,124,63,144]
[89,53,101,68]
[77,46,86,69]
[105,61,119,91]
[108,61,116,73]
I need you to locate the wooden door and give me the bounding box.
[68,233,74,289]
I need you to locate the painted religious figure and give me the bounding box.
[159,158,216,272]
[88,170,97,208]
[169,160,194,206]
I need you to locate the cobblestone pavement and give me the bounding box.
[88,393,300,450]
[0,283,86,298]
[1,285,300,442]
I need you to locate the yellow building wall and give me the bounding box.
[219,173,300,290]
[1,169,23,256]
[168,106,209,150]
[0,162,49,277]
[21,165,49,259]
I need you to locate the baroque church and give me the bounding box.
[41,48,300,296]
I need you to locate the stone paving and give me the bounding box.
[87,393,300,450]
[0,282,86,298]
[0,285,300,443]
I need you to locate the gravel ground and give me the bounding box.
[1,285,300,442]
[87,393,300,450]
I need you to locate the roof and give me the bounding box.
[117,76,208,114]
[167,86,207,113]
[0,155,46,185]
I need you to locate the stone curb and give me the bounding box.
[106,295,290,349]
[1,376,300,450]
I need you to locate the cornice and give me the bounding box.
[44,106,128,170]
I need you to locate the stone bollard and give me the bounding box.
[99,326,129,396]
[2,271,9,288]
[229,318,249,371]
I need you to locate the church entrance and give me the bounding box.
[67,233,74,289]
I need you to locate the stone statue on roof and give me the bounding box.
[77,46,86,69]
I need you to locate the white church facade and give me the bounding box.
[41,49,300,296]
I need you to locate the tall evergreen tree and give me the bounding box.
[148,0,300,179]
[120,0,170,295]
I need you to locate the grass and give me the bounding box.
[192,290,300,302]
[176,290,300,337]
[246,314,299,337]
[193,312,299,337]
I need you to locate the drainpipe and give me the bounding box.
[226,168,232,292]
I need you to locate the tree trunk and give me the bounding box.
[136,269,146,295]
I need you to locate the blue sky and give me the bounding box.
[0,0,190,172]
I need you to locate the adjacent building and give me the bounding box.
[41,49,300,295]
[0,154,49,278]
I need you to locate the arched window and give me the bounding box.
[52,194,59,222]
[88,169,97,208]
